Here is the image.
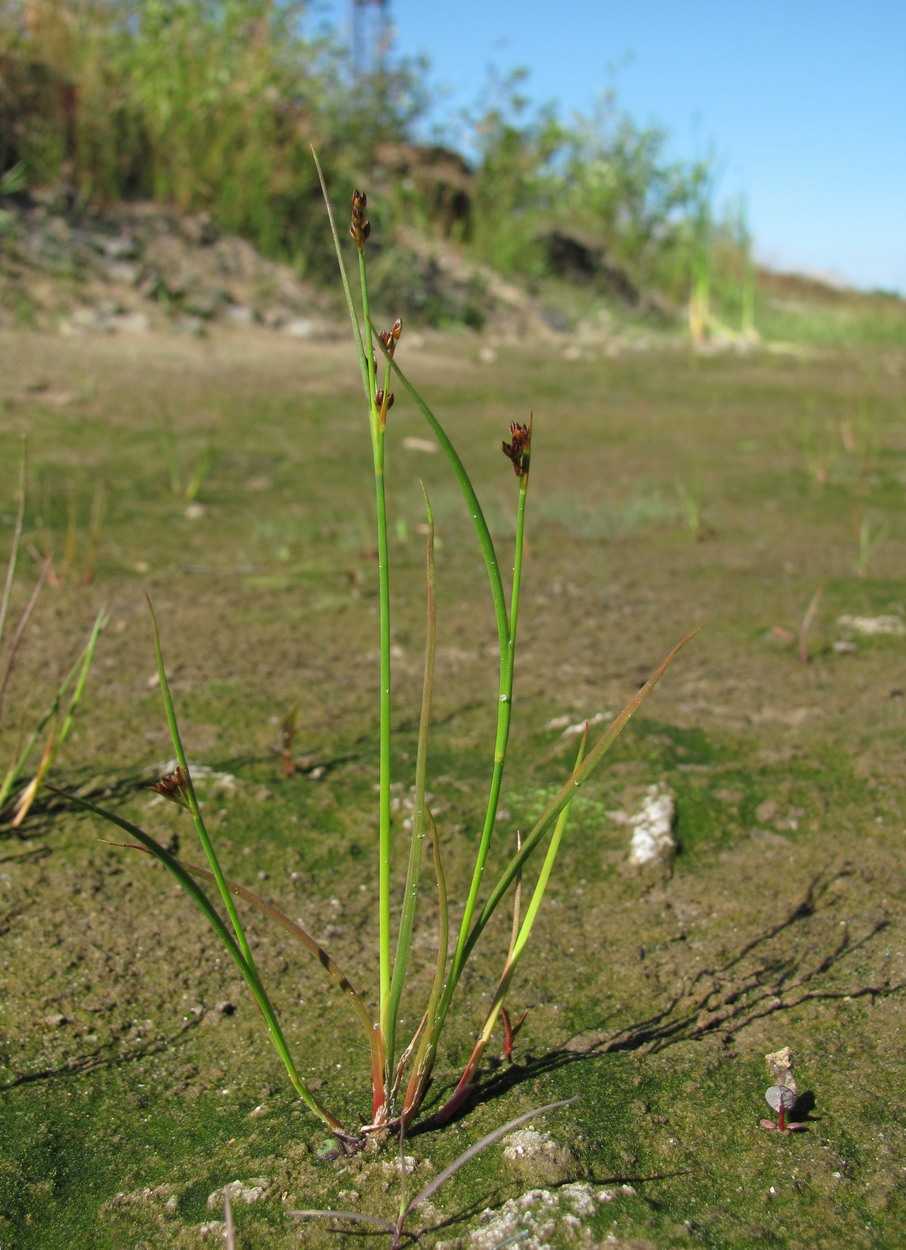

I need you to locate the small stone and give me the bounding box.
[208,1179,269,1208]
[765,1045,797,1095]
[765,1084,797,1112]
[837,614,905,637]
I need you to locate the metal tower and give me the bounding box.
[350,0,391,82]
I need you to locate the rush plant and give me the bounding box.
[72,171,697,1145]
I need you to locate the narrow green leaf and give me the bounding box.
[56,787,343,1130]
[164,851,382,1072]
[311,149,371,399]
[375,337,509,654]
[147,598,255,969]
[400,808,448,1119]
[2,604,106,820]
[466,626,703,960]
[459,729,589,1079]
[0,435,28,651]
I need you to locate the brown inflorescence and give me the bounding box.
[502,418,533,478]
[350,189,371,249]
[150,765,191,809]
[379,317,403,358]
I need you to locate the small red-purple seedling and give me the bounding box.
[760,1084,805,1132]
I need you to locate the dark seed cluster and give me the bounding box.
[502,419,532,478]
[350,189,371,250]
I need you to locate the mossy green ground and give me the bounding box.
[1,327,904,1247]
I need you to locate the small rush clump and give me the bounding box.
[74,163,697,1148]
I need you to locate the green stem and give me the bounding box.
[386,489,436,1067]
[378,348,509,653]
[401,811,448,1122]
[445,469,529,1001]
[510,722,584,966]
[313,154,391,1050]
[463,627,701,966]
[357,255,394,1061]
[430,674,579,1126]
[1,604,106,819]
[466,730,584,1066]
[374,348,521,1002]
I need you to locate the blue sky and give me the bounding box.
[314,0,905,294]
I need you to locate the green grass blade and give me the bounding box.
[312,150,371,399]
[0,574,50,813]
[510,725,587,966]
[162,850,383,1079]
[68,794,253,966]
[32,607,107,772]
[8,607,108,825]
[400,808,449,1121]
[1,603,106,819]
[446,453,530,1001]
[0,435,28,650]
[54,788,342,1129]
[377,341,509,654]
[465,626,702,963]
[147,597,255,968]
[429,813,450,1018]
[450,730,589,1098]
[53,608,108,749]
[0,563,47,722]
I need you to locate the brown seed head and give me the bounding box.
[350,189,371,249]
[150,765,191,809]
[379,317,403,357]
[501,417,532,478]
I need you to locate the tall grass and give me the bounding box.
[1,443,106,826]
[12,5,892,340]
[0,2,740,315]
[1,0,371,262]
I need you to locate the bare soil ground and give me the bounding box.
[1,324,905,1248]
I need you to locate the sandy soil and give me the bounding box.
[1,325,904,1247]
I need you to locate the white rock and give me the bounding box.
[628,784,676,866]
[207,1178,269,1208]
[837,614,905,636]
